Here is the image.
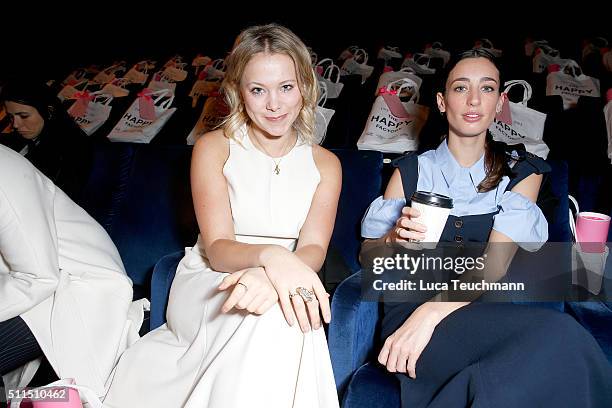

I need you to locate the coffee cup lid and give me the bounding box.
[411,191,453,209]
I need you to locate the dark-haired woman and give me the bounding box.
[1,80,93,201]
[361,49,612,407]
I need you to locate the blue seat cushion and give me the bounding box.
[111,145,198,287]
[342,362,400,408]
[150,251,184,330]
[329,150,383,272]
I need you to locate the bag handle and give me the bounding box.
[211,58,226,71]
[352,48,369,65]
[310,50,318,65]
[384,45,401,53]
[399,67,417,74]
[559,59,585,78]
[569,194,580,242]
[386,77,419,95]
[89,90,113,105]
[317,81,328,107]
[412,53,432,67]
[142,88,175,109]
[316,58,341,83]
[94,94,113,106]
[503,80,533,106]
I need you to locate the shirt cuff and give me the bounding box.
[361,196,406,239]
[493,191,548,251]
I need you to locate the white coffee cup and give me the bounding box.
[410,191,453,249]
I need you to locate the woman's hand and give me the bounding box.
[260,246,331,333]
[378,302,462,379]
[385,206,427,244]
[218,267,278,315]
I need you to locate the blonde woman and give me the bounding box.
[104,24,341,408]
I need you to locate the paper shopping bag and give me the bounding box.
[375,67,422,97]
[67,91,113,136]
[315,58,344,99]
[340,48,374,84]
[107,88,176,143]
[314,82,335,144]
[401,53,436,75]
[186,93,229,145]
[357,79,429,153]
[489,80,549,158]
[424,42,451,67]
[147,71,177,94]
[546,60,600,109]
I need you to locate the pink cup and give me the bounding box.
[28,379,83,408]
[576,212,611,253]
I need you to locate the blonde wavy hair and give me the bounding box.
[220,23,318,144]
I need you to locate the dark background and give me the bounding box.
[2,3,609,80]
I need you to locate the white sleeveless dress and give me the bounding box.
[103,127,340,408]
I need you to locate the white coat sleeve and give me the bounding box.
[0,168,60,321]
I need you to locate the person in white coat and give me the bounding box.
[0,144,145,401]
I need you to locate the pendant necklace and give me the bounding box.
[250,129,295,175]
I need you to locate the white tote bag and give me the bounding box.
[147,71,177,94]
[315,58,344,99]
[338,45,360,62]
[100,78,130,98]
[424,42,450,67]
[357,79,429,153]
[67,91,113,136]
[474,38,503,58]
[124,65,148,85]
[603,49,612,72]
[532,45,565,73]
[375,67,422,96]
[314,82,335,145]
[401,53,436,75]
[57,80,89,102]
[107,88,176,143]
[124,60,155,84]
[377,46,402,61]
[186,93,229,145]
[192,54,212,75]
[546,60,600,110]
[202,59,226,81]
[162,62,188,82]
[307,46,318,65]
[62,69,88,86]
[92,63,126,85]
[524,39,550,57]
[489,80,549,159]
[340,48,374,84]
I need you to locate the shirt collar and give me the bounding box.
[435,139,487,190]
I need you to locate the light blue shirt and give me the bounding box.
[361,140,548,250]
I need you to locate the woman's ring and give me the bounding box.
[296,287,315,303]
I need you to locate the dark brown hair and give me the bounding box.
[443,48,510,192]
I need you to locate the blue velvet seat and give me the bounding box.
[78,142,198,301]
[150,251,183,330]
